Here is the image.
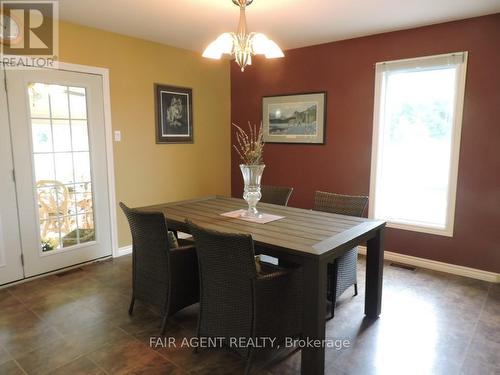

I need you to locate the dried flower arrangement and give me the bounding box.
[232,122,265,165]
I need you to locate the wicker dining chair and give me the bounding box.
[313,191,369,319]
[260,185,294,206]
[120,203,199,334]
[187,221,302,374]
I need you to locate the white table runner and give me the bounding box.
[220,209,284,224]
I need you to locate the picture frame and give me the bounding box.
[262,92,326,144]
[155,84,193,143]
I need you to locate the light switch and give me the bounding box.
[114,130,121,142]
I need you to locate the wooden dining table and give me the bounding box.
[140,196,385,375]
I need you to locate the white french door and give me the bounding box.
[1,66,112,282]
[0,68,24,285]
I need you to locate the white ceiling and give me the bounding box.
[58,0,500,52]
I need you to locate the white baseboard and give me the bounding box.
[359,246,500,283]
[115,245,132,258]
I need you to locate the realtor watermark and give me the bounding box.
[0,0,59,69]
[150,336,351,351]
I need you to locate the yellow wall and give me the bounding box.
[59,22,231,247]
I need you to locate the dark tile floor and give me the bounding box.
[0,255,498,374]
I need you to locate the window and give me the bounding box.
[370,52,467,236]
[28,83,95,251]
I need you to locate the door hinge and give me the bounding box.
[11,169,15,182]
[20,253,24,266]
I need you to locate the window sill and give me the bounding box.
[384,221,453,237]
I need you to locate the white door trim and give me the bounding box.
[47,62,119,259]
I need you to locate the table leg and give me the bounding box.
[365,228,384,318]
[301,259,327,375]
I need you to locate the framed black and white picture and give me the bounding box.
[155,84,193,143]
[262,92,326,144]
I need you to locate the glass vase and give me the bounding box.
[239,164,265,218]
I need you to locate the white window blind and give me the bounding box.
[370,52,467,236]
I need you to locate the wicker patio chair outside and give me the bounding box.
[260,185,294,206]
[313,191,369,319]
[120,202,199,334]
[187,221,302,374]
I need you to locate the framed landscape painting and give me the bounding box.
[262,92,326,144]
[155,84,193,143]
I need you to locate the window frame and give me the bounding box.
[369,52,468,237]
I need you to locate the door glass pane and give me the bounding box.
[34,154,55,181]
[28,83,96,252]
[69,87,87,119]
[40,219,60,251]
[66,185,78,215]
[49,85,69,118]
[31,119,52,152]
[71,120,89,151]
[52,120,72,152]
[54,152,74,184]
[76,213,95,244]
[28,83,50,118]
[73,152,91,182]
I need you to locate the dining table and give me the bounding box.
[140,195,385,375]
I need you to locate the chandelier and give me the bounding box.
[202,0,284,72]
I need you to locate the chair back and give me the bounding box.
[37,180,72,237]
[120,202,171,310]
[37,180,71,216]
[260,185,294,206]
[187,221,257,341]
[313,191,368,217]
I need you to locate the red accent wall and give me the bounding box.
[230,14,500,273]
